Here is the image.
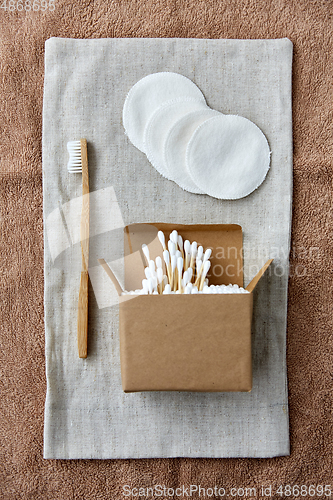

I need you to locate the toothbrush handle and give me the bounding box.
[78,139,89,358]
[77,270,88,358]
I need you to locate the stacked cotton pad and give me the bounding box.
[123,72,271,199]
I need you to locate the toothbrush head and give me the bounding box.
[67,140,85,173]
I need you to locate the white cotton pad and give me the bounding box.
[164,108,221,193]
[143,98,208,179]
[186,114,271,199]
[123,72,206,153]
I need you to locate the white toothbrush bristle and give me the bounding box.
[67,140,83,173]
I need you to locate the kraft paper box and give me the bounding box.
[119,223,272,393]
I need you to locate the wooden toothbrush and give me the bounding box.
[67,139,89,358]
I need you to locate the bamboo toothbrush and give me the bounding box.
[67,139,89,358]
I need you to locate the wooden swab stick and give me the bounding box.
[194,259,203,287]
[184,240,191,270]
[178,235,185,260]
[199,261,211,291]
[157,267,163,294]
[189,241,197,279]
[171,254,176,291]
[177,256,183,293]
[163,250,172,285]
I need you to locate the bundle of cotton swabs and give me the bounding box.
[121,229,249,295]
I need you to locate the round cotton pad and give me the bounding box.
[123,72,206,153]
[143,98,208,179]
[164,108,221,193]
[186,114,271,199]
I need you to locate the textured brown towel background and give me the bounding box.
[1,0,332,498]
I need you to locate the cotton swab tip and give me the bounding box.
[170,230,178,244]
[177,256,183,273]
[168,241,176,256]
[203,248,212,262]
[142,243,150,263]
[163,249,170,265]
[202,260,211,278]
[184,240,191,254]
[158,231,166,249]
[149,260,156,275]
[157,267,163,283]
[155,256,162,268]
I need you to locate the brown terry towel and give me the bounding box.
[0,1,332,498]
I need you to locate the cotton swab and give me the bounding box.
[149,259,156,277]
[151,276,158,293]
[171,254,177,291]
[177,256,183,292]
[168,240,176,256]
[189,241,197,277]
[197,245,203,262]
[195,248,212,285]
[194,259,203,287]
[184,240,191,270]
[144,268,151,280]
[147,278,154,294]
[142,279,149,294]
[178,235,184,259]
[203,248,212,263]
[182,269,190,287]
[170,230,178,246]
[163,249,172,285]
[199,260,211,291]
[157,267,163,294]
[158,230,166,251]
[142,244,150,265]
[163,284,171,294]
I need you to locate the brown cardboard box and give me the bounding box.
[118,223,272,393]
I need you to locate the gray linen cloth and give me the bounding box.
[42,37,293,459]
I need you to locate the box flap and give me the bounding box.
[245,259,274,292]
[124,223,243,291]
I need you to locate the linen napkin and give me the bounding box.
[43,37,293,458]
